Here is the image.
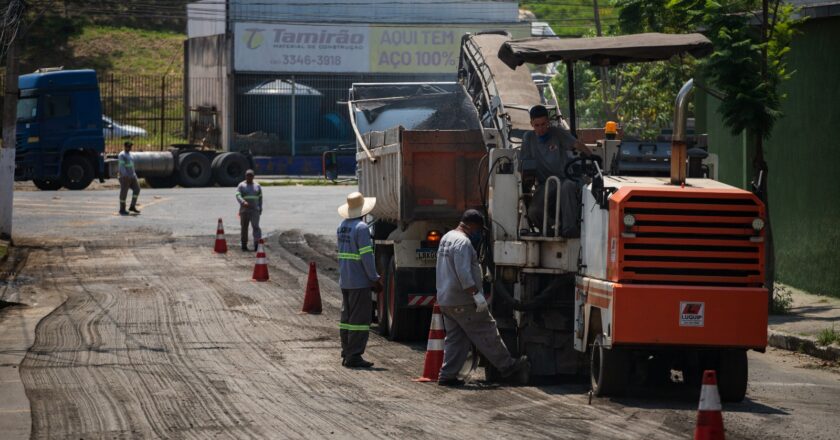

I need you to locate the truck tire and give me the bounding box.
[33,179,62,191]
[177,151,212,187]
[385,256,415,341]
[717,349,748,402]
[376,276,390,337]
[590,334,630,397]
[212,152,249,187]
[144,175,178,189]
[61,155,94,190]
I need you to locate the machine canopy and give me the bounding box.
[498,32,713,68]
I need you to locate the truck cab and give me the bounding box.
[15,69,105,190]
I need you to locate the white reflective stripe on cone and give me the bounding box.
[698,384,722,411]
[426,339,445,351]
[217,234,224,239]
[430,316,444,331]
[255,257,267,264]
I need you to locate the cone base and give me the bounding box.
[412,377,435,383]
[298,309,322,315]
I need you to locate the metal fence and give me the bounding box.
[100,74,185,153]
[230,72,453,156]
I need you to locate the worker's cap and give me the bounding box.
[529,105,549,120]
[245,169,255,176]
[124,141,133,148]
[460,209,485,227]
[338,191,376,219]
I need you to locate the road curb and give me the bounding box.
[768,329,840,362]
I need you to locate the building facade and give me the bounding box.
[185,0,528,174]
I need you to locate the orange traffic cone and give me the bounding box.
[413,304,445,382]
[252,239,269,281]
[214,218,228,254]
[694,370,725,440]
[300,262,322,314]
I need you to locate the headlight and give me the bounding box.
[623,214,636,228]
[752,218,765,231]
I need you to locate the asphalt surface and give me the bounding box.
[1,186,839,439]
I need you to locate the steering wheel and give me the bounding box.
[564,155,603,183]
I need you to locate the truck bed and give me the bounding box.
[357,127,485,224]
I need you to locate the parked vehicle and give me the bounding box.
[102,115,147,139]
[14,68,253,190]
[350,31,768,402]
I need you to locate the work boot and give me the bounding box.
[241,243,249,252]
[437,377,465,387]
[129,206,140,214]
[500,355,530,380]
[119,203,128,215]
[344,357,374,369]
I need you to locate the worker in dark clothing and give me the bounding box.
[235,169,262,251]
[520,105,591,237]
[337,191,382,369]
[436,209,529,387]
[118,141,140,215]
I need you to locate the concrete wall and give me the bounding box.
[697,15,840,296]
[229,0,519,24]
[187,0,226,38]
[187,34,232,150]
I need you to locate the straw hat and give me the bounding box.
[338,191,376,219]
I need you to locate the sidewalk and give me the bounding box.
[768,284,840,361]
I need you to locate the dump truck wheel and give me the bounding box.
[177,151,212,187]
[212,152,249,187]
[33,179,62,191]
[717,349,748,402]
[590,334,629,397]
[62,155,94,190]
[385,256,413,341]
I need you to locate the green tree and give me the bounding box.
[618,0,802,298]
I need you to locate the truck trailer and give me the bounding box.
[14,69,251,190]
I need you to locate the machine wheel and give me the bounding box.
[385,256,414,341]
[590,334,630,397]
[33,178,62,191]
[717,349,748,402]
[177,151,212,187]
[144,175,178,189]
[61,155,94,190]
[211,152,249,187]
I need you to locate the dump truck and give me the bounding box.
[14,68,251,190]
[351,32,768,402]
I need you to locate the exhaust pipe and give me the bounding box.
[671,79,694,185]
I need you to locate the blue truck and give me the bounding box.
[15,69,106,190]
[14,69,252,190]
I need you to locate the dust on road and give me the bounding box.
[3,231,838,439]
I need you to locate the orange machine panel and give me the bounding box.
[611,284,768,349]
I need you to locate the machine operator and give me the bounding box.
[520,105,591,238]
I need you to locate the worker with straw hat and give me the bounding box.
[337,191,382,368]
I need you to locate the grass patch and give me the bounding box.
[816,326,839,346]
[770,283,794,315]
[71,25,184,75]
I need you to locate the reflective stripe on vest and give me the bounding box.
[338,252,361,261]
[339,323,370,331]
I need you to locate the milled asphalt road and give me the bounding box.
[10,184,350,241]
[2,185,840,439]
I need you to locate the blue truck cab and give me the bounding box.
[15,69,106,190]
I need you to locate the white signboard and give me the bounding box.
[235,23,370,73]
[234,22,531,74]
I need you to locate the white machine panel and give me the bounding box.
[493,241,528,266]
[488,148,519,241]
[539,239,580,272]
[581,185,609,279]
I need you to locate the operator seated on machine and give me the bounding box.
[520,105,592,238]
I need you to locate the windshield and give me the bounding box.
[17,97,37,122]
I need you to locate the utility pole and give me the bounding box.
[592,0,614,122]
[1,0,24,240]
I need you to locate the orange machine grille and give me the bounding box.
[619,193,765,287]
